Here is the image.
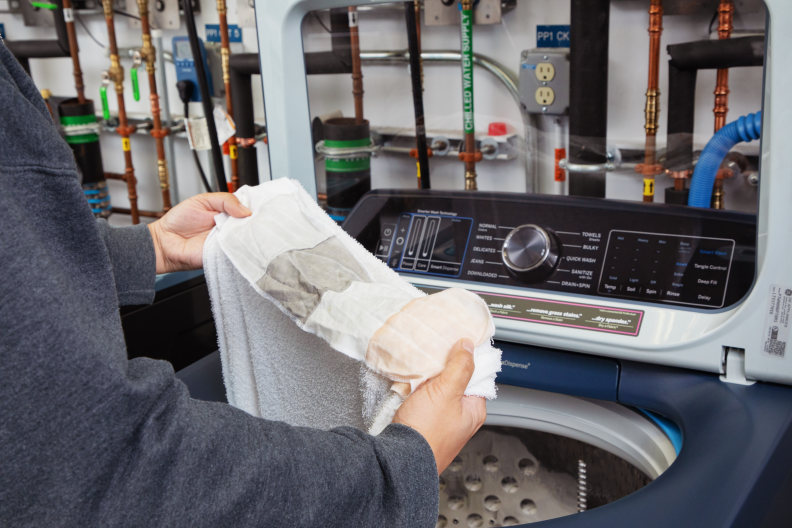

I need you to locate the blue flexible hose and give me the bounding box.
[687,111,762,208]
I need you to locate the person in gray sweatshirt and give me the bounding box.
[0,40,485,527]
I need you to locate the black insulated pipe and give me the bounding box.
[6,0,70,74]
[665,36,765,173]
[304,8,353,75]
[404,2,430,189]
[182,0,228,192]
[568,0,610,198]
[229,53,260,187]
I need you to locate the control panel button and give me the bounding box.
[501,225,561,283]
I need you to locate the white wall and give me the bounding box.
[1,0,766,223]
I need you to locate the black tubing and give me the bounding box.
[665,64,697,172]
[304,8,353,75]
[667,36,764,71]
[665,36,765,172]
[404,1,430,189]
[229,53,260,187]
[182,0,228,192]
[568,0,609,198]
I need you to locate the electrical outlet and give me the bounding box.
[519,49,569,115]
[535,87,556,106]
[536,63,556,82]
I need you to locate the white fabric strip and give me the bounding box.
[306,281,414,363]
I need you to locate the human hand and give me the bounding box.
[148,193,251,274]
[392,339,487,474]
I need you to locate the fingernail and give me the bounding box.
[240,204,252,215]
[461,338,474,354]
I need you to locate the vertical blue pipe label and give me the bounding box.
[0,23,5,40]
[205,24,242,43]
[537,25,571,48]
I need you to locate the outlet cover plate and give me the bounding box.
[519,48,569,115]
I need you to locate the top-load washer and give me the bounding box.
[249,0,792,525]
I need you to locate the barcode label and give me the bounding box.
[762,285,792,359]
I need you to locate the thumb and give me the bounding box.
[435,339,476,399]
[200,192,252,218]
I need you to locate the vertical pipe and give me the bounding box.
[102,0,139,224]
[182,0,228,192]
[712,0,733,210]
[714,0,734,132]
[568,0,609,198]
[136,0,171,212]
[154,29,179,204]
[404,1,430,189]
[349,7,364,124]
[460,0,478,191]
[216,0,239,192]
[639,0,663,203]
[61,0,85,103]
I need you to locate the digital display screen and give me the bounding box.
[376,213,473,277]
[175,40,194,60]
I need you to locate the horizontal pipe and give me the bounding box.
[361,50,520,105]
[668,36,764,70]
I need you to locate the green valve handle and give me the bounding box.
[130,68,140,102]
[30,1,57,9]
[100,85,110,121]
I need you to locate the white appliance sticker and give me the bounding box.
[762,284,792,359]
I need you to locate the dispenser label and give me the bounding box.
[762,284,792,359]
[416,286,643,336]
[536,25,570,48]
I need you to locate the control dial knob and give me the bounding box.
[501,225,561,283]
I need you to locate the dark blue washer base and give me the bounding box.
[496,341,792,527]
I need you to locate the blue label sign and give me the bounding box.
[537,25,570,48]
[0,23,5,40]
[205,24,242,43]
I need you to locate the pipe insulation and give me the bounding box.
[569,0,610,198]
[404,2,431,189]
[687,112,761,208]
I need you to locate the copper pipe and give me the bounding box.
[136,0,171,212]
[216,0,239,192]
[639,0,663,203]
[103,0,139,225]
[714,0,733,132]
[349,6,364,124]
[62,0,86,103]
[41,89,56,122]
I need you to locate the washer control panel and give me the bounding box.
[345,190,756,311]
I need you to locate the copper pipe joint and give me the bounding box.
[644,89,660,136]
[216,0,227,16]
[116,125,137,136]
[465,171,478,191]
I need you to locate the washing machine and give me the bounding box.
[248,0,792,525]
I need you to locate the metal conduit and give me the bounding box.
[361,50,519,104]
[361,50,537,192]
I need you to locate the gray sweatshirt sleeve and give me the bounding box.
[0,40,439,528]
[95,221,157,306]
